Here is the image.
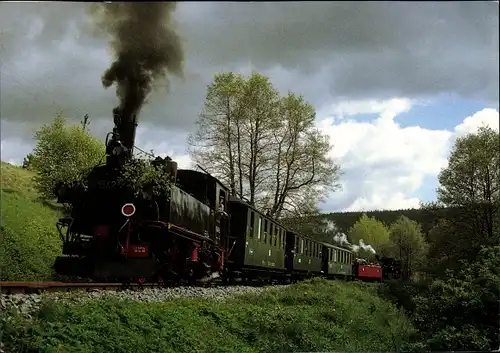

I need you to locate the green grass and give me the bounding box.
[0,162,62,281]
[0,278,417,353]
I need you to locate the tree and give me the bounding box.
[30,114,105,199]
[187,72,247,198]
[347,213,391,256]
[437,126,499,247]
[188,71,341,219]
[262,92,340,218]
[425,126,500,270]
[388,216,428,280]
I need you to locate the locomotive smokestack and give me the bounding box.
[112,107,137,155]
[89,2,184,156]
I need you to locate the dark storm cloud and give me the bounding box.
[0,1,498,139]
[179,1,498,103]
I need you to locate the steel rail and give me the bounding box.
[0,281,166,295]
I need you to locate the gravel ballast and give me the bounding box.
[0,284,281,318]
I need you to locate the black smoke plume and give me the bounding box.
[89,2,184,119]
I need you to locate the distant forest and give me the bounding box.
[320,207,457,237]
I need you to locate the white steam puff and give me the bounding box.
[324,220,376,254]
[351,239,376,254]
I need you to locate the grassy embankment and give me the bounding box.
[0,162,62,281]
[0,162,416,352]
[1,279,416,353]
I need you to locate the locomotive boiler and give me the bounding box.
[53,107,230,284]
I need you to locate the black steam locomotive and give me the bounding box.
[53,108,401,284]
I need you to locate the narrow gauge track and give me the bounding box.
[0,281,166,295]
[0,279,275,295]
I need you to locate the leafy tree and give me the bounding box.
[412,245,500,351]
[388,216,428,280]
[188,71,340,219]
[347,213,391,256]
[423,126,500,274]
[30,114,105,199]
[437,126,500,251]
[188,72,247,198]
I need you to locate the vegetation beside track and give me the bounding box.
[0,162,62,281]
[0,278,416,353]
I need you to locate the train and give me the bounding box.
[53,107,401,285]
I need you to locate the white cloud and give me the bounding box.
[454,108,499,136]
[317,102,499,212]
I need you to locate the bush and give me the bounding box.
[31,114,105,200]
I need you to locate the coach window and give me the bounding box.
[249,212,255,238]
[264,219,268,242]
[262,218,266,243]
[274,228,278,247]
[258,217,262,241]
[300,239,304,254]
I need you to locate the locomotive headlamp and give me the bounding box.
[121,203,136,217]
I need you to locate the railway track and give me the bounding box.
[0,278,273,295]
[0,281,179,295]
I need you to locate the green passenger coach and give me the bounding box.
[226,199,286,277]
[285,231,323,275]
[321,242,354,278]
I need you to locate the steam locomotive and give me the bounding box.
[53,108,401,284]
